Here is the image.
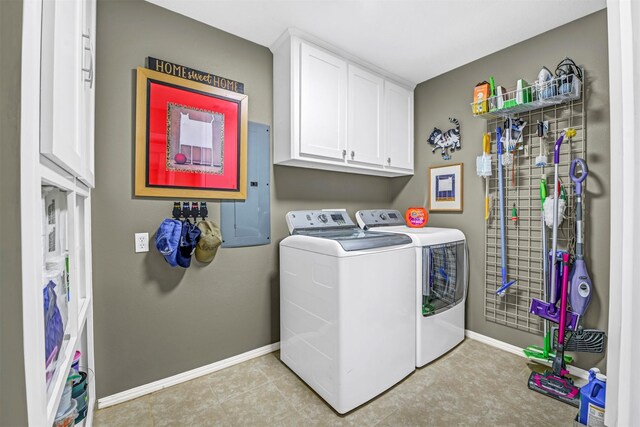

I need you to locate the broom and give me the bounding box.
[476,133,492,220]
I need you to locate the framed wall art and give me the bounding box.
[135,67,248,199]
[428,163,463,212]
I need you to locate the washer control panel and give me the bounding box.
[286,210,354,234]
[356,209,406,229]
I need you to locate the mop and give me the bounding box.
[523,174,573,364]
[551,158,607,353]
[529,129,580,329]
[495,127,517,296]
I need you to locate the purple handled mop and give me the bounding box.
[528,252,580,407]
[568,158,592,314]
[550,158,607,354]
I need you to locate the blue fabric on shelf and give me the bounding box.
[44,280,64,362]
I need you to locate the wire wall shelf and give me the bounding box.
[471,73,582,120]
[482,75,586,334]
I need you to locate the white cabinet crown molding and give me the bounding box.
[270,27,416,90]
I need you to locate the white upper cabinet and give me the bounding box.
[41,0,84,177]
[272,30,414,177]
[384,81,414,171]
[41,0,96,187]
[347,64,384,167]
[80,0,96,187]
[299,43,347,160]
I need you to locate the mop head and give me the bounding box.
[528,371,580,407]
[476,154,492,177]
[543,196,566,228]
[502,152,513,166]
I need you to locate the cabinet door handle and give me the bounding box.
[342,149,347,158]
[351,151,355,159]
[82,33,94,89]
[387,157,391,164]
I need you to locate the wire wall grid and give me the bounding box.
[483,75,586,334]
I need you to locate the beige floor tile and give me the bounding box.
[93,396,153,427]
[94,341,580,427]
[249,352,292,381]
[149,376,216,410]
[340,386,407,426]
[270,372,346,425]
[220,381,297,426]
[200,360,271,404]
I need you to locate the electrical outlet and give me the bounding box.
[135,232,149,253]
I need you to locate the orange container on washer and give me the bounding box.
[405,207,429,228]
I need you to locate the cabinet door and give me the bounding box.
[40,0,84,176]
[347,65,384,166]
[79,0,96,187]
[299,42,347,160]
[384,81,413,170]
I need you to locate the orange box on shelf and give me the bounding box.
[473,81,491,115]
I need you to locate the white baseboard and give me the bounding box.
[97,342,280,409]
[465,329,589,380]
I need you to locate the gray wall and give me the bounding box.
[95,3,610,398]
[0,0,29,425]
[93,0,392,398]
[391,10,610,371]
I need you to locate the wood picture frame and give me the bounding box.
[428,163,463,212]
[135,67,248,199]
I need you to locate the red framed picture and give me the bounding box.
[135,67,248,199]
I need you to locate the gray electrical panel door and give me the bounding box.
[220,122,270,247]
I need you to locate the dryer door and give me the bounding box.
[421,241,467,316]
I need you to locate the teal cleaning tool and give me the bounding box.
[495,127,517,297]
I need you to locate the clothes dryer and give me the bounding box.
[356,209,468,367]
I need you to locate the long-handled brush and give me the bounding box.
[495,127,517,296]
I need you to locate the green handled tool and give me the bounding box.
[523,174,572,364]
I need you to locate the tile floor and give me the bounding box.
[94,339,578,426]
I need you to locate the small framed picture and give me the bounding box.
[428,163,463,212]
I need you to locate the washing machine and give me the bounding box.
[280,210,416,414]
[356,209,468,367]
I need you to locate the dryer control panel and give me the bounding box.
[356,209,406,229]
[286,210,355,234]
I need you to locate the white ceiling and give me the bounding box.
[146,0,606,85]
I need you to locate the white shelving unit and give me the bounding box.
[20,0,97,425]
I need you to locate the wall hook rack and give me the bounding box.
[172,201,208,221]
